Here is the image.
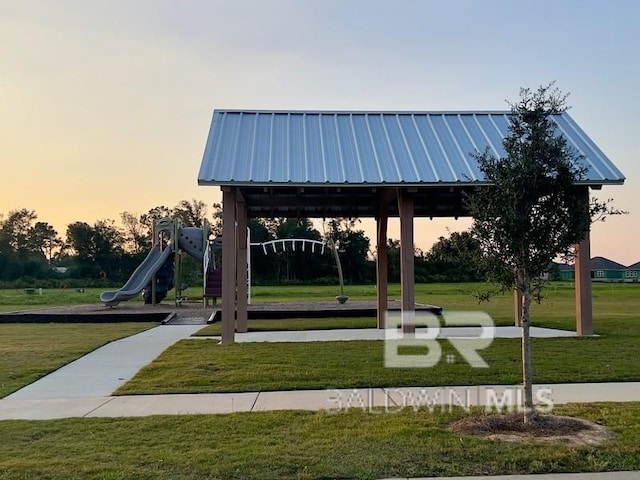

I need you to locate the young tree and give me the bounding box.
[465,83,621,423]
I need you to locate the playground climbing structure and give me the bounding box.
[100,217,209,306]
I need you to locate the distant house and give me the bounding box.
[552,257,631,282]
[625,261,640,282]
[555,262,575,281]
[590,257,626,282]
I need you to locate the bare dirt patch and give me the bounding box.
[450,413,613,446]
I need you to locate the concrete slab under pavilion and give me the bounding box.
[197,110,625,344]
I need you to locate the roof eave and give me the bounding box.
[197,180,625,188]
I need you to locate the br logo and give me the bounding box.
[384,311,495,368]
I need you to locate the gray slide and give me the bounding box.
[100,245,173,307]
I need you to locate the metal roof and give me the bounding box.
[554,258,635,271]
[198,110,625,187]
[590,256,627,270]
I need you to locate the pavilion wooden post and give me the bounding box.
[514,290,523,327]
[574,187,593,336]
[236,199,248,333]
[575,234,593,335]
[376,212,388,329]
[221,188,237,344]
[398,189,415,334]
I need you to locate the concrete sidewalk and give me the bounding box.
[4,324,577,403]
[193,325,577,343]
[1,382,639,420]
[1,325,639,479]
[5,324,203,400]
[1,322,635,420]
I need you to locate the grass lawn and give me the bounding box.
[2,282,636,333]
[120,282,640,395]
[117,336,640,395]
[0,323,157,398]
[1,282,639,478]
[198,281,640,334]
[0,287,145,312]
[197,281,640,335]
[0,403,639,479]
[195,317,378,335]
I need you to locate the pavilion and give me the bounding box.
[197,110,625,344]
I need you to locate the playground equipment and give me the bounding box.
[202,235,223,305]
[246,235,348,304]
[101,217,348,307]
[100,218,209,307]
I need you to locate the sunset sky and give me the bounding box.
[2,0,638,264]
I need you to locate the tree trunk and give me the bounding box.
[521,278,534,423]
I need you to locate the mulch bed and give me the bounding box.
[450,413,613,445]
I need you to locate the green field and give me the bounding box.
[118,282,640,394]
[2,282,639,397]
[0,323,157,398]
[2,281,636,327]
[117,335,640,395]
[0,287,145,312]
[1,282,639,479]
[4,281,636,331]
[0,404,639,479]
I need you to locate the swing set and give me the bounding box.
[205,232,348,304]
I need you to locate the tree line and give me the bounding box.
[0,199,485,288]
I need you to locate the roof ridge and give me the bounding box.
[214,109,517,115]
